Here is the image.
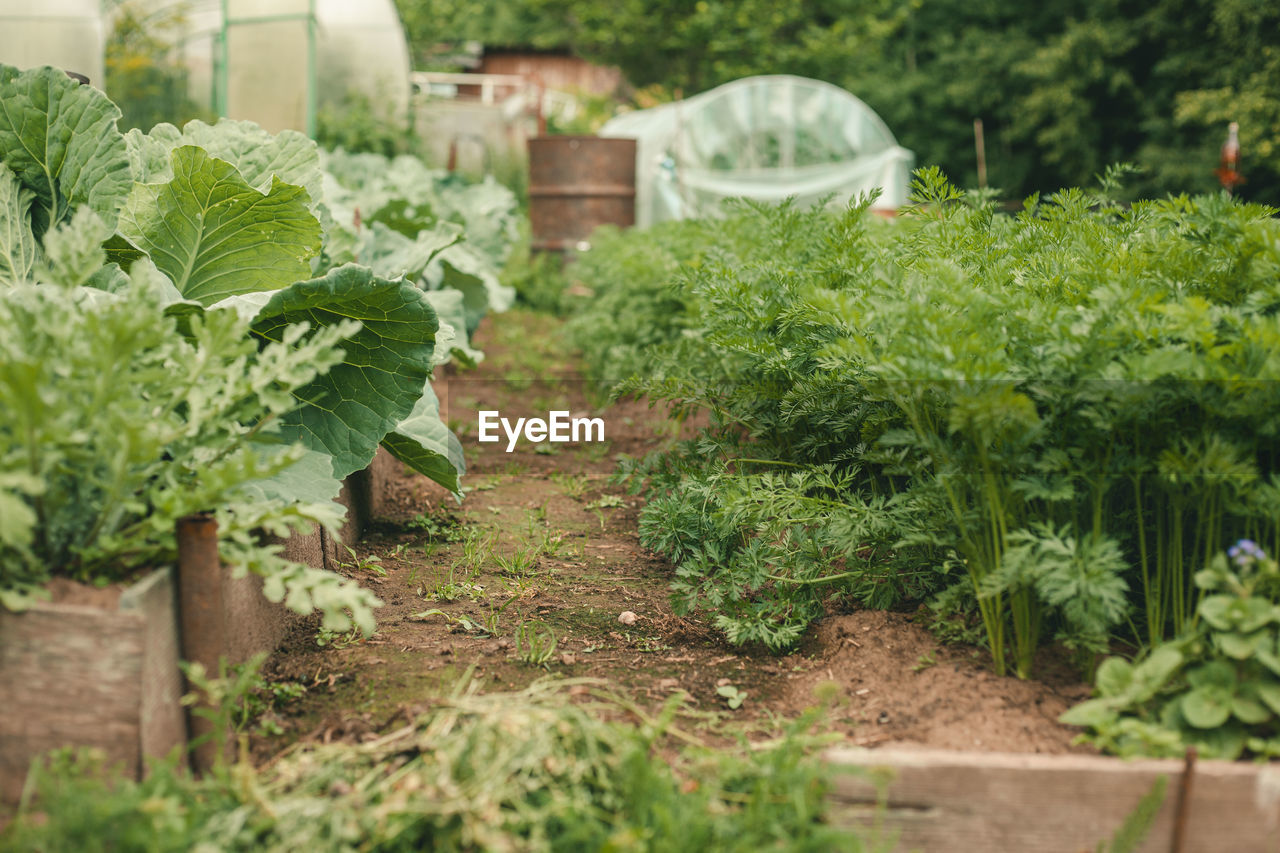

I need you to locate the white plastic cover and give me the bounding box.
[0,0,104,89]
[601,75,914,226]
[315,0,411,120]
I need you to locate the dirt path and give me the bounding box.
[255,308,1092,757]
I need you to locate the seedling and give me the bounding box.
[514,620,559,668]
[408,512,464,542]
[455,529,495,576]
[716,684,748,710]
[315,626,361,649]
[341,545,385,576]
[913,652,937,673]
[410,608,485,634]
[550,471,589,499]
[492,538,542,577]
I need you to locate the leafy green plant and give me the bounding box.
[0,64,517,504]
[179,652,272,770]
[0,274,379,631]
[1062,542,1280,759]
[572,168,1280,678]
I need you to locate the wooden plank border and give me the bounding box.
[824,747,1280,852]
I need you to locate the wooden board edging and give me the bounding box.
[824,747,1280,852]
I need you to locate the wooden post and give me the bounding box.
[974,118,988,189]
[175,514,228,773]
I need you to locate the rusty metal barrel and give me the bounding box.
[528,136,636,255]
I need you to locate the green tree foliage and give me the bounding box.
[104,1,210,132]
[395,0,1280,201]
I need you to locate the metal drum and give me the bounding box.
[528,136,637,255]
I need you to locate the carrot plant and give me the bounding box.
[572,168,1280,679]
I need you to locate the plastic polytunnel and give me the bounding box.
[600,75,914,227]
[142,0,411,135]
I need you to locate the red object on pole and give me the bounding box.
[1215,121,1244,193]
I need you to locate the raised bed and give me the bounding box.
[0,471,374,805]
[0,568,183,804]
[824,748,1280,852]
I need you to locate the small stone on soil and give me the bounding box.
[618,610,638,625]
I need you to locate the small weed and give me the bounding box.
[236,675,307,737]
[716,684,748,710]
[550,471,590,500]
[481,596,517,635]
[504,575,540,598]
[407,512,464,543]
[315,626,361,649]
[913,652,937,673]
[424,572,487,602]
[493,540,541,576]
[585,494,624,510]
[579,440,612,464]
[534,444,559,456]
[631,633,671,653]
[455,528,495,576]
[411,608,488,635]
[514,620,559,668]
[341,545,385,577]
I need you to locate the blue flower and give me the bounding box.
[1228,539,1266,567]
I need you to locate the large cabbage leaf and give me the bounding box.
[381,381,465,494]
[247,264,451,482]
[125,119,324,212]
[422,288,483,367]
[118,146,321,305]
[0,163,38,286]
[428,242,516,334]
[361,221,461,282]
[0,65,132,237]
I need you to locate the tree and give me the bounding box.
[393,0,1280,202]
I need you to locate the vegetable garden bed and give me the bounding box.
[0,569,182,804]
[0,470,382,805]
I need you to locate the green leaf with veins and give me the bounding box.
[422,287,483,367]
[118,146,320,306]
[249,264,439,479]
[381,380,466,493]
[0,65,132,237]
[126,119,324,211]
[0,163,38,286]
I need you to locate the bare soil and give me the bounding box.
[254,307,1092,758]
